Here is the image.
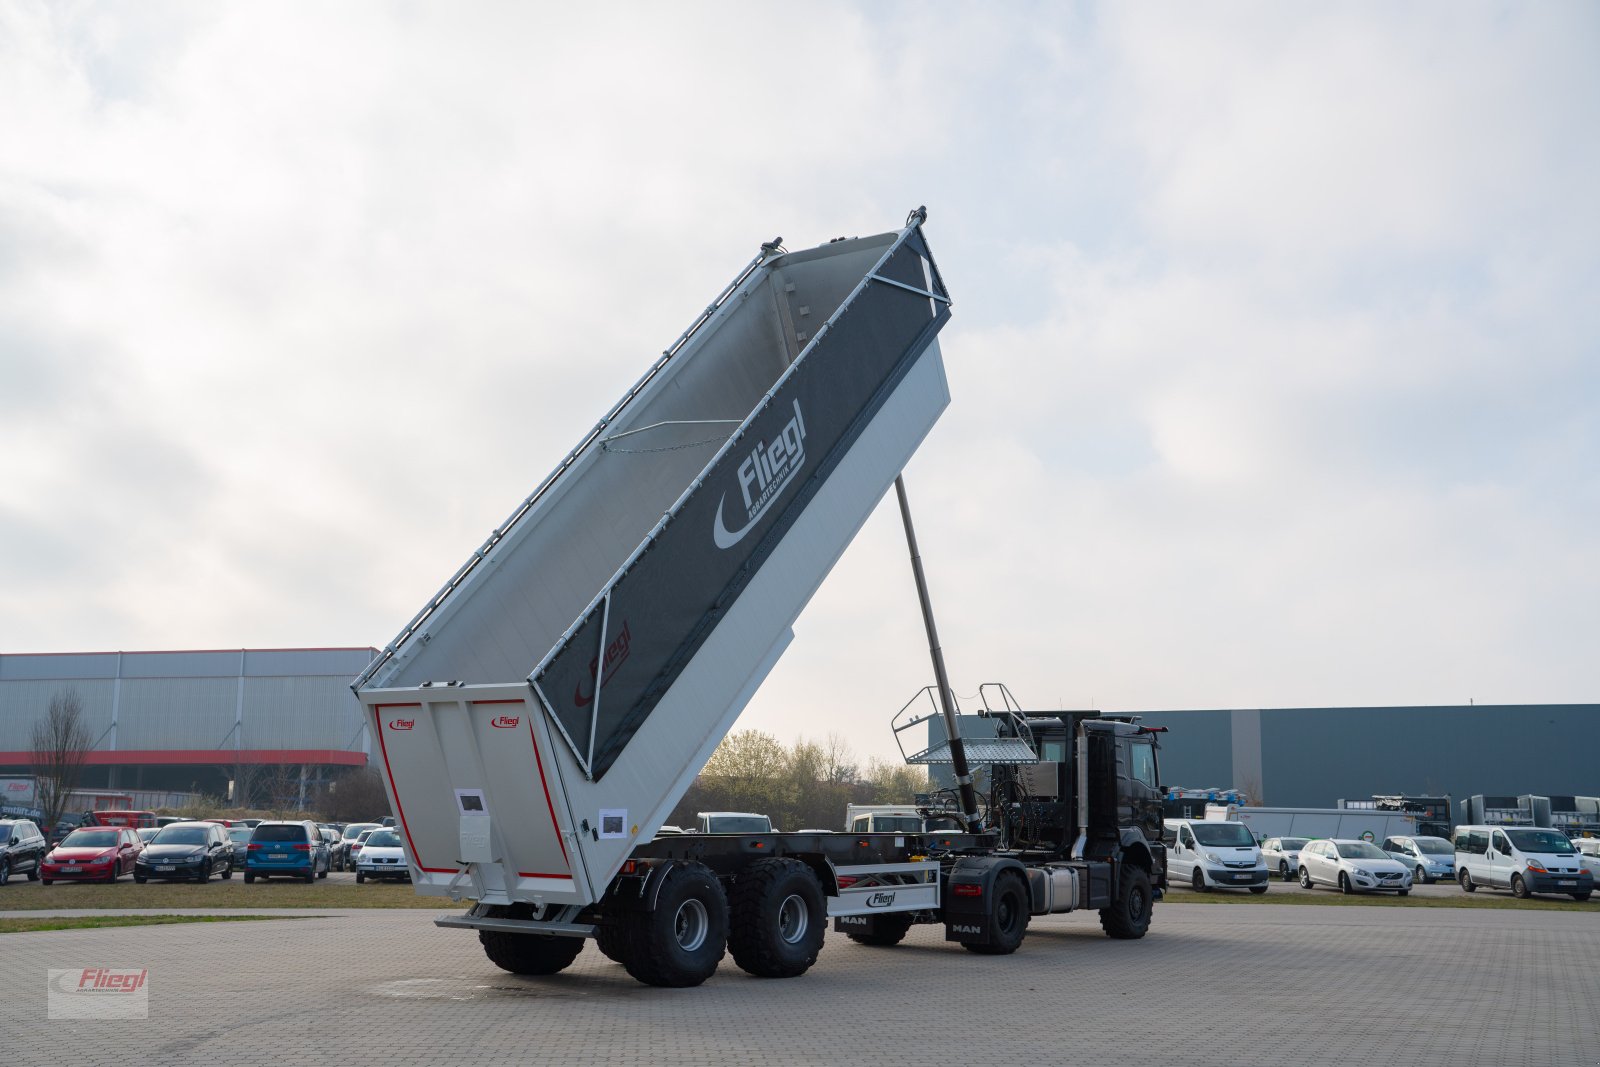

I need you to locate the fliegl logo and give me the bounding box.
[388,718,415,731]
[490,714,520,729]
[574,621,632,708]
[713,399,807,549]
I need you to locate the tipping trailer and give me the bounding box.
[354,210,1167,987]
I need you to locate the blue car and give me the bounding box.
[244,820,331,883]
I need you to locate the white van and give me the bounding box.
[1163,818,1269,892]
[1452,825,1594,901]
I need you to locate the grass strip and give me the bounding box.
[1,914,306,934]
[0,880,451,910]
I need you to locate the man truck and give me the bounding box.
[353,209,1168,987]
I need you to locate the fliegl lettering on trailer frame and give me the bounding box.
[713,399,807,549]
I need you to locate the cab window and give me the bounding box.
[1129,742,1156,788]
[1491,831,1511,854]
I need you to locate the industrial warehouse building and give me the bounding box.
[2,647,1595,817]
[0,648,377,807]
[1134,704,1599,809]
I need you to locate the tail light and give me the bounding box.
[952,883,983,898]
[293,843,311,851]
[836,875,858,889]
[248,843,261,851]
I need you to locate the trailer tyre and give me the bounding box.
[843,913,915,947]
[618,861,727,988]
[1099,866,1153,940]
[964,871,1029,955]
[478,905,585,976]
[729,858,825,978]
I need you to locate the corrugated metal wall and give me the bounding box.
[1137,704,1600,808]
[0,649,377,756]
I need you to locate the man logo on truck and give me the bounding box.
[713,399,807,549]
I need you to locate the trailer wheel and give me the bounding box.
[843,913,914,947]
[964,871,1029,955]
[1099,866,1153,940]
[617,861,727,988]
[478,905,585,976]
[728,858,825,978]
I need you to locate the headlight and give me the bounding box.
[1354,868,1371,878]
[1202,852,1221,864]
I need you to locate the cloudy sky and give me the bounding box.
[2,2,1596,764]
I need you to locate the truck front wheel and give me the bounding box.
[618,862,728,988]
[729,858,825,978]
[1100,867,1153,940]
[478,905,585,976]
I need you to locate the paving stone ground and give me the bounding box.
[5,902,1596,1066]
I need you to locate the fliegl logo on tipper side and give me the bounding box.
[713,399,807,549]
[490,714,520,729]
[574,621,632,708]
[388,718,415,731]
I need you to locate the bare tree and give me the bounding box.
[30,688,92,835]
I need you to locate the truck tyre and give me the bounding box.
[728,858,825,978]
[1099,866,1152,940]
[617,861,727,988]
[964,871,1029,955]
[595,922,627,963]
[479,908,585,977]
[843,913,914,947]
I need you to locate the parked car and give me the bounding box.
[1383,835,1456,885]
[354,829,411,883]
[45,813,86,846]
[1572,838,1600,880]
[1164,818,1270,892]
[1261,837,1310,882]
[346,827,381,871]
[1298,838,1412,895]
[333,822,383,871]
[0,818,48,885]
[226,825,254,869]
[137,827,163,843]
[135,821,233,883]
[237,818,263,829]
[42,826,143,884]
[244,820,330,883]
[1453,825,1592,901]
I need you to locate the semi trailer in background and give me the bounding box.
[353,209,1167,987]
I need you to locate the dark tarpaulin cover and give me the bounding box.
[536,233,951,779]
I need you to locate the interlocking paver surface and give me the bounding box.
[5,902,1595,1066]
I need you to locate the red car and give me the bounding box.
[42,827,143,884]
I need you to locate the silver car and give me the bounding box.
[1383,834,1456,885]
[1261,837,1309,882]
[1299,838,1413,895]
